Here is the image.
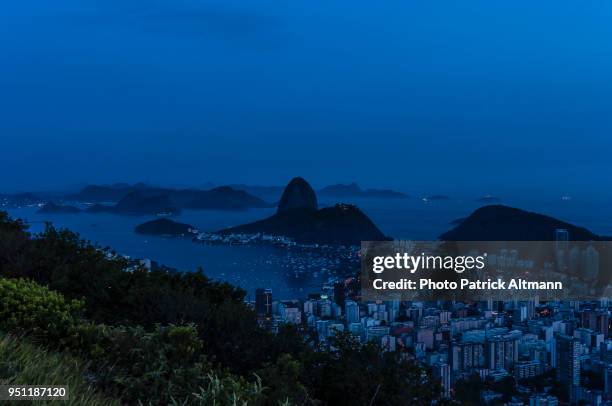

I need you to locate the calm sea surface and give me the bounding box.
[7,196,612,299]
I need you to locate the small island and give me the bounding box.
[134,218,197,236]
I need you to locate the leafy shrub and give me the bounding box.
[0,276,271,405]
[75,323,281,405]
[77,323,223,404]
[0,278,84,341]
[90,324,197,402]
[257,354,312,406]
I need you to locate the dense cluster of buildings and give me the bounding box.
[253,283,612,405]
[246,228,612,404]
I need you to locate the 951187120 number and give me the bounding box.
[0,385,69,400]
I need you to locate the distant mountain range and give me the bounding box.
[227,185,285,200]
[45,184,272,215]
[220,177,389,245]
[318,183,408,199]
[229,182,408,200]
[68,183,269,207]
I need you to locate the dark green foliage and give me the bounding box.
[0,329,270,406]
[303,333,438,406]
[0,278,84,341]
[455,373,517,405]
[0,211,439,405]
[77,323,222,404]
[0,280,268,405]
[257,354,313,406]
[454,373,485,405]
[0,215,299,374]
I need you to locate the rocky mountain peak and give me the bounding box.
[277,177,318,213]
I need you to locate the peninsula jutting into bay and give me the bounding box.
[218,177,389,245]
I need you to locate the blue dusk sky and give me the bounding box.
[1,0,611,196]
